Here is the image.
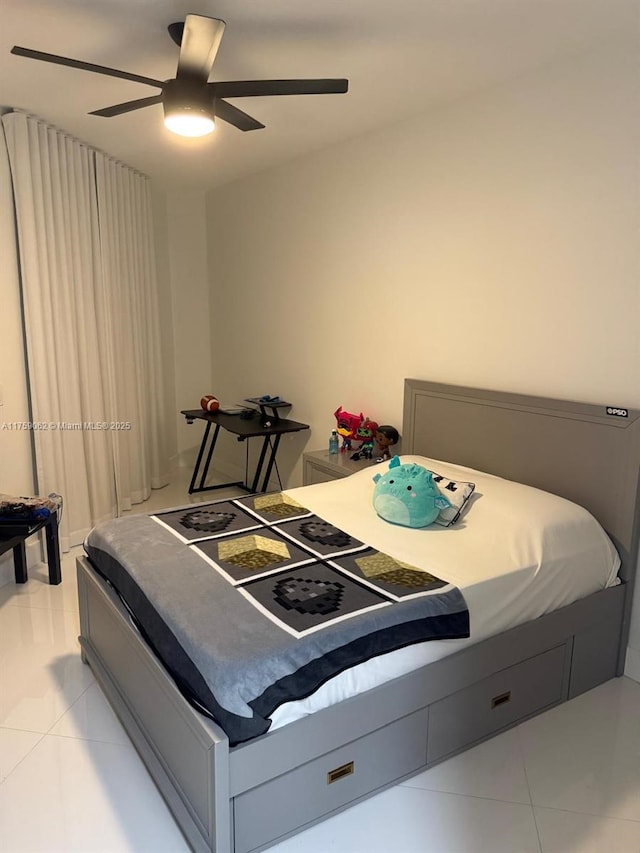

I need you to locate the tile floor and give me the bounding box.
[1,469,640,852]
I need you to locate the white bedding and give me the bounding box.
[269,455,620,730]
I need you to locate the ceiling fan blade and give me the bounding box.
[176,15,225,83]
[215,99,265,132]
[11,45,164,88]
[211,79,349,99]
[90,94,163,118]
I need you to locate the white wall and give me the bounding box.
[0,122,37,583]
[0,129,34,494]
[164,190,214,465]
[204,41,640,669]
[150,188,178,467]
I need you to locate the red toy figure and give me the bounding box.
[374,424,400,462]
[334,407,364,453]
[350,418,379,461]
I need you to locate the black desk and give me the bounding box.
[181,409,309,494]
[0,511,62,585]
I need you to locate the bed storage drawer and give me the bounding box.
[233,708,428,853]
[427,643,568,764]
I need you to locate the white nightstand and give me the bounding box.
[302,449,379,485]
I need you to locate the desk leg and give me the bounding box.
[13,541,28,584]
[189,422,213,493]
[45,515,62,585]
[188,423,243,494]
[261,434,282,493]
[199,424,221,491]
[250,436,271,494]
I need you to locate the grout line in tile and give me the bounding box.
[45,729,133,747]
[397,783,538,810]
[1,599,79,614]
[33,731,135,752]
[516,731,544,849]
[0,724,47,737]
[532,803,640,824]
[44,680,95,735]
[0,730,46,786]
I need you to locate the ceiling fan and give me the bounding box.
[11,13,349,137]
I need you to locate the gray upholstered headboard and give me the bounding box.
[402,379,640,586]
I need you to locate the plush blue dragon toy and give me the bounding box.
[372,457,451,528]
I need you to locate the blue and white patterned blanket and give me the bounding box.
[84,492,469,745]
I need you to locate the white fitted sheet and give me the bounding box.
[269,455,620,730]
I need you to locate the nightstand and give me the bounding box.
[302,449,378,485]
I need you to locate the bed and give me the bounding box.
[76,379,640,853]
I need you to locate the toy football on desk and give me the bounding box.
[200,395,219,412]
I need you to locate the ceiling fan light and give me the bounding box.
[164,106,215,137]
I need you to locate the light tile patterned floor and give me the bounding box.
[1,468,639,852]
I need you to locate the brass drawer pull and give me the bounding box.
[491,690,512,709]
[327,761,354,784]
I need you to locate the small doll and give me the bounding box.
[350,418,378,461]
[374,424,400,462]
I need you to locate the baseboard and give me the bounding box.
[177,446,198,469]
[624,645,640,683]
[177,446,245,484]
[177,442,284,493]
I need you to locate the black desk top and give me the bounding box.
[0,515,53,552]
[181,409,309,438]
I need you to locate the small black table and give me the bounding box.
[181,409,309,494]
[0,511,62,585]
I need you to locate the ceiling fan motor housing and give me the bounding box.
[163,77,215,112]
[162,77,217,135]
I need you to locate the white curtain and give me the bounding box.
[94,153,168,510]
[2,111,169,549]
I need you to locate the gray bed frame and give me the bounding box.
[76,380,640,853]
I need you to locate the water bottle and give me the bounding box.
[329,429,339,454]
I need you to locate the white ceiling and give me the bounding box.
[0,1,629,190]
